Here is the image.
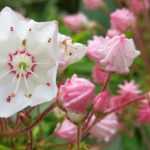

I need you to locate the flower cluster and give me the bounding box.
[0,1,149,149]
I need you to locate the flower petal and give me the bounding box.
[0,84,30,118]
[30,65,58,106]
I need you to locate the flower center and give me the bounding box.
[18,61,28,71]
[8,50,37,78]
[3,49,50,103]
[4,49,38,101]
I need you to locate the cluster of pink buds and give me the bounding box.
[53,1,150,146]
[55,31,144,143]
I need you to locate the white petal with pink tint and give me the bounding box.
[58,34,86,72]
[55,119,77,143]
[100,35,140,73]
[0,7,59,117]
[90,113,119,142]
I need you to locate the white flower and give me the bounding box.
[58,33,87,72]
[0,7,60,118]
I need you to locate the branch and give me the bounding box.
[82,95,145,138]
[101,72,111,91]
[77,125,81,150]
[0,102,56,137]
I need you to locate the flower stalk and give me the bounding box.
[77,125,81,150]
[0,102,56,137]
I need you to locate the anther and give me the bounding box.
[10,26,14,31]
[46,82,51,87]
[48,38,51,43]
[6,93,16,103]
[22,39,26,47]
[69,52,72,56]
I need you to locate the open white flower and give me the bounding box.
[58,33,87,72]
[0,7,59,118]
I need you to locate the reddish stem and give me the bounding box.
[101,72,111,91]
[77,125,81,150]
[0,102,56,137]
[106,95,145,114]
[26,130,33,150]
[83,95,145,138]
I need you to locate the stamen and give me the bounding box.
[48,38,51,43]
[11,66,18,82]
[46,82,51,87]
[0,70,14,80]
[23,75,30,94]
[33,62,50,65]
[6,93,15,103]
[14,73,21,94]
[22,39,26,47]
[29,71,43,84]
[12,75,17,83]
[69,52,72,56]
[6,96,11,103]
[30,71,39,80]
[10,26,14,31]
[14,67,23,94]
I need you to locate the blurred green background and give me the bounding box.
[0,0,149,150]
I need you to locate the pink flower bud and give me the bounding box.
[55,119,77,143]
[87,36,109,62]
[118,80,141,98]
[93,91,110,113]
[58,74,95,113]
[106,28,121,38]
[88,35,140,74]
[100,35,140,74]
[90,113,119,142]
[130,0,144,14]
[110,83,141,112]
[109,95,130,112]
[138,104,150,124]
[63,13,88,32]
[83,0,104,10]
[92,64,109,85]
[144,0,150,10]
[110,8,136,32]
